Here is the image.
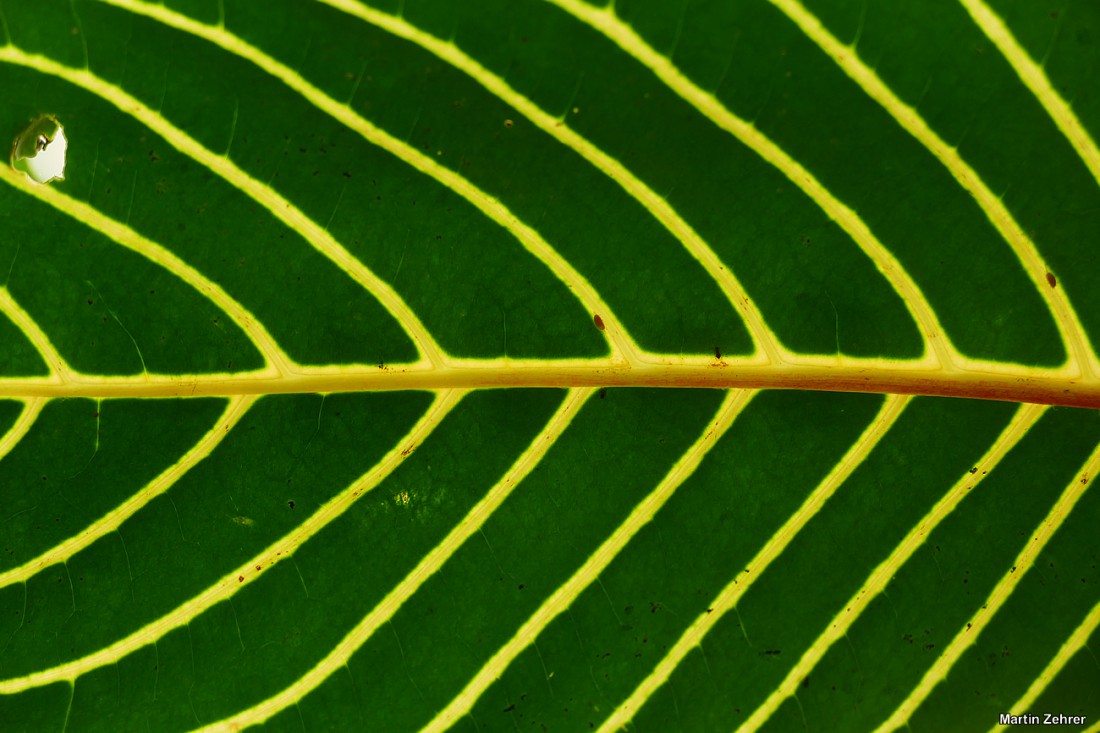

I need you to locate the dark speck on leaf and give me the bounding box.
[762,649,781,656]
[238,576,244,582]
[969,467,977,474]
[342,171,351,178]
[503,704,515,713]
[715,346,722,360]
[1046,271,1057,288]
[593,314,605,331]
[288,500,295,509]
[599,388,606,399]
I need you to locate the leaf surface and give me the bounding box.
[0,1,1098,731]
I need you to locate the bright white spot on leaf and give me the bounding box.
[11,116,67,184]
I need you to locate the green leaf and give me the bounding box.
[0,0,1097,731]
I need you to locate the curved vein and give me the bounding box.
[989,598,1100,732]
[738,402,1044,732]
[192,387,593,732]
[0,389,461,695]
[311,0,778,364]
[90,0,639,365]
[599,392,910,733]
[771,0,1098,378]
[0,166,294,377]
[541,0,952,370]
[0,288,72,381]
[959,0,1100,188]
[0,395,254,590]
[0,398,46,462]
[420,388,755,733]
[0,44,445,369]
[871,438,1100,733]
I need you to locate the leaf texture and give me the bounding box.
[0,1,1098,731]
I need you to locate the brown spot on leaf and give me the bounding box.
[1046,271,1057,288]
[593,314,605,331]
[238,576,244,583]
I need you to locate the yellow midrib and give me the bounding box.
[0,361,1098,408]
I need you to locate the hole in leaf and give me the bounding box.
[11,115,67,184]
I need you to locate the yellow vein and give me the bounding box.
[1086,720,1100,733]
[89,0,640,366]
[421,388,755,733]
[541,0,952,370]
[739,402,1044,733]
[0,166,294,377]
[0,360,1099,409]
[0,395,254,590]
[0,390,461,694]
[0,44,445,369]
[599,392,909,733]
[0,398,45,462]
[309,0,778,365]
[0,288,72,381]
[989,599,1100,732]
[871,439,1100,733]
[193,387,593,732]
[771,0,1098,378]
[960,0,1100,188]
